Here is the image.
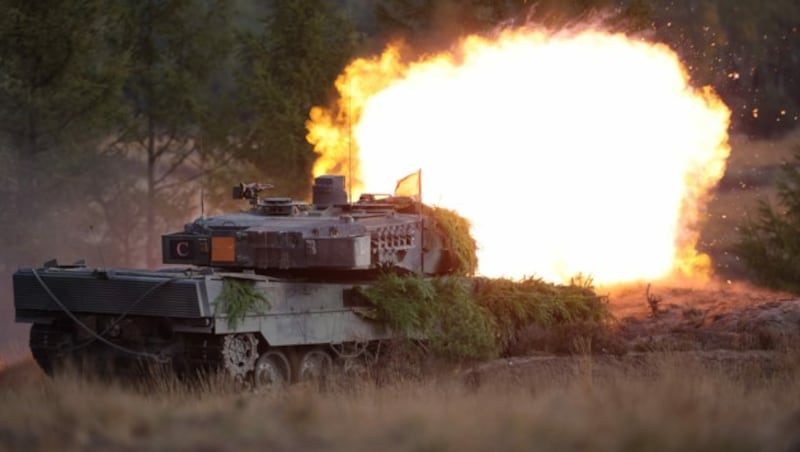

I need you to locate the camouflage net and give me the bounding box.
[427,206,478,276]
[362,274,610,360]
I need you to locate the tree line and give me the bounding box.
[0,0,797,270]
[0,0,356,269]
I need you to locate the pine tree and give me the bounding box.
[0,0,128,268]
[736,148,800,292]
[104,0,235,267]
[236,0,357,198]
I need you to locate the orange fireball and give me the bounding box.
[308,27,731,285]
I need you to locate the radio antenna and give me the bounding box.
[89,225,106,269]
[200,187,205,218]
[347,75,352,203]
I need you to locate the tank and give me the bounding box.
[12,175,462,384]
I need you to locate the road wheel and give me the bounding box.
[254,350,291,389]
[294,348,333,384]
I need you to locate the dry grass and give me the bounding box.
[2,349,800,452]
[3,131,800,451]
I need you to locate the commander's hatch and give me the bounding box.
[354,193,419,214]
[255,197,310,216]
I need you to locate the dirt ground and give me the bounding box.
[443,278,800,395]
[607,279,800,350]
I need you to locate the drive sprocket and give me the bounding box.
[221,333,259,379]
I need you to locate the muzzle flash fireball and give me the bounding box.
[308,27,732,285]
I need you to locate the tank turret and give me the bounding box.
[161,175,454,277]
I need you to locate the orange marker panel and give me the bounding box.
[211,236,236,262]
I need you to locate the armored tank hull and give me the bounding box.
[13,174,466,384]
[14,265,390,383]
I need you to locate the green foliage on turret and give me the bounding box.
[427,206,479,276]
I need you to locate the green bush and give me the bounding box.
[361,274,610,361]
[361,274,496,360]
[474,275,609,352]
[431,277,497,360]
[736,148,800,293]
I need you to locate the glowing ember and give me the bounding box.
[308,27,731,285]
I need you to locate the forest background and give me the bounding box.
[0,0,798,352]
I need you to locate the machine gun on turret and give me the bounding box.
[233,182,274,205]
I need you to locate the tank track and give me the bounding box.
[29,320,370,383]
[29,320,229,378]
[29,322,71,375]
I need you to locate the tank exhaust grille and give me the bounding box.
[13,270,203,318]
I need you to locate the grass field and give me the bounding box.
[1,349,799,452]
[1,131,799,451]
